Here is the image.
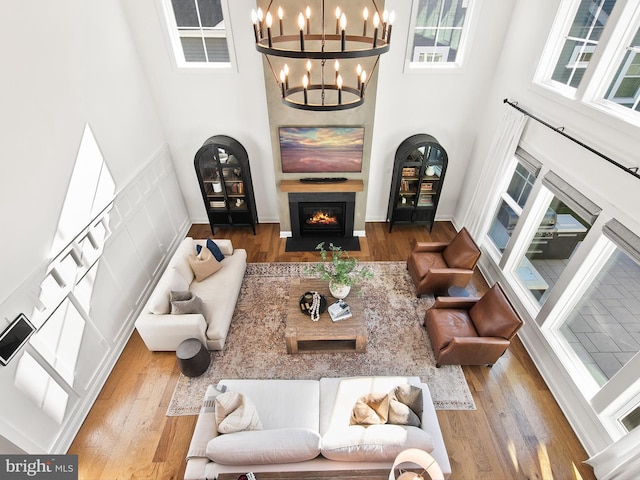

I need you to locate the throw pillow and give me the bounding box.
[188,248,223,282]
[214,391,262,434]
[147,268,189,314]
[388,384,423,427]
[196,238,225,262]
[350,392,390,425]
[170,290,205,315]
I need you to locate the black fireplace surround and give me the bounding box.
[286,192,359,252]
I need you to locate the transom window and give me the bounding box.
[408,0,472,67]
[605,25,640,111]
[163,0,233,67]
[550,0,617,88]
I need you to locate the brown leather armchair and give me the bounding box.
[406,227,481,297]
[424,283,523,367]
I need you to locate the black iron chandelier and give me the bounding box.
[252,1,395,111]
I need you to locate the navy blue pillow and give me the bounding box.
[196,239,225,262]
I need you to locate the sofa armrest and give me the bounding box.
[183,457,210,480]
[135,313,207,351]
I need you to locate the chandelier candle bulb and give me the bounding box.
[334,60,340,82]
[335,7,341,34]
[382,10,389,39]
[278,6,284,35]
[357,64,362,89]
[284,64,289,90]
[337,74,343,104]
[302,75,308,104]
[340,13,347,52]
[298,12,305,51]
[360,70,367,98]
[251,9,259,42]
[257,7,264,38]
[280,70,286,97]
[305,6,311,35]
[362,7,368,36]
[372,12,379,47]
[387,11,395,44]
[265,12,273,48]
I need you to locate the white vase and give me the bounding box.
[329,281,351,299]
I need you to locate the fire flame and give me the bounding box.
[306,211,338,225]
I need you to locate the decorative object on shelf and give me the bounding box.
[194,135,258,234]
[305,242,372,299]
[252,1,395,111]
[299,291,328,321]
[387,134,448,232]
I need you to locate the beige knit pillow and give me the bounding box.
[188,247,223,282]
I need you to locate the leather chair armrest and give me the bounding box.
[417,268,475,295]
[412,241,449,253]
[432,297,480,309]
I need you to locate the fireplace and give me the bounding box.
[286,192,358,251]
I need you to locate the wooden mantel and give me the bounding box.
[279,179,364,193]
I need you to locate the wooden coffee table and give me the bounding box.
[285,278,367,354]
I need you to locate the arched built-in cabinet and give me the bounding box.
[194,135,257,234]
[387,134,448,231]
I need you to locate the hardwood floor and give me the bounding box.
[68,222,596,480]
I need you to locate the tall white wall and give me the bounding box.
[121,0,279,225]
[0,0,188,453]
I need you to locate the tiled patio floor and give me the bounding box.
[531,251,640,385]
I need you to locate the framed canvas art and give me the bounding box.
[279,126,364,173]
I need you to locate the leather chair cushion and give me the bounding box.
[424,308,478,353]
[469,285,522,339]
[442,228,480,270]
[407,251,448,280]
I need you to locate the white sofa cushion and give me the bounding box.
[147,268,189,314]
[206,428,321,465]
[321,424,434,462]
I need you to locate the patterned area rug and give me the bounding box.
[166,262,476,416]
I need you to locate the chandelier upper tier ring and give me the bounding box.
[256,35,390,59]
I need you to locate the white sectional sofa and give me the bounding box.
[135,237,247,351]
[185,376,451,480]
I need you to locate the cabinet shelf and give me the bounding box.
[195,135,257,234]
[387,134,448,232]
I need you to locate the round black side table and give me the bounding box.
[177,338,210,377]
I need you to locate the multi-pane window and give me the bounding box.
[488,161,538,253]
[410,0,471,65]
[550,0,617,88]
[605,25,640,111]
[166,0,230,65]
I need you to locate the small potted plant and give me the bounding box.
[306,242,373,299]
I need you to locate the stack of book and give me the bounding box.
[328,300,352,322]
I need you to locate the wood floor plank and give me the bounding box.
[67,222,596,480]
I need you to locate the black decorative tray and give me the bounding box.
[299,291,328,315]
